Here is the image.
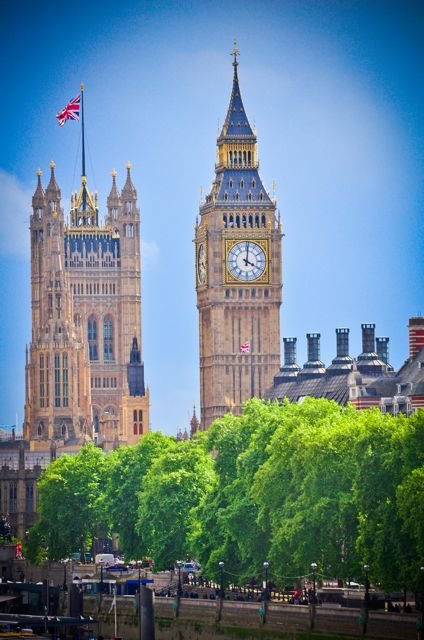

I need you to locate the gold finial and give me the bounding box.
[80,82,85,91]
[82,176,87,185]
[50,160,56,170]
[36,167,42,177]
[199,186,204,203]
[231,39,239,66]
[111,169,117,178]
[126,161,132,170]
[272,181,277,196]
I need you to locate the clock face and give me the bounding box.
[227,241,266,281]
[197,243,207,284]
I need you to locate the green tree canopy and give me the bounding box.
[25,443,109,564]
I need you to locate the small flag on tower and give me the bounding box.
[240,341,250,353]
[56,94,81,127]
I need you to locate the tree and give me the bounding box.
[136,437,215,569]
[25,444,108,563]
[107,431,175,559]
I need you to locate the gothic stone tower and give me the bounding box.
[24,163,92,447]
[24,162,149,451]
[195,49,283,429]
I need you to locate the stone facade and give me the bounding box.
[195,49,282,429]
[24,162,150,453]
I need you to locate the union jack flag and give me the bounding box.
[240,341,250,353]
[56,94,81,127]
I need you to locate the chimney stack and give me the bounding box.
[361,323,376,354]
[327,328,353,375]
[284,337,297,366]
[357,323,386,376]
[298,333,325,379]
[409,317,424,359]
[376,337,389,364]
[273,338,300,384]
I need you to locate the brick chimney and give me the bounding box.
[409,317,424,359]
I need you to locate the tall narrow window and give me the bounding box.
[103,316,114,361]
[54,353,61,407]
[46,354,50,407]
[88,317,98,360]
[133,409,143,434]
[9,485,17,513]
[62,353,68,408]
[26,483,34,513]
[39,354,45,408]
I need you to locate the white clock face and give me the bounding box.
[227,241,266,281]
[197,243,206,284]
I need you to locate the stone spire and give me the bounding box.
[122,161,137,198]
[45,161,61,200]
[32,168,45,207]
[190,406,200,437]
[108,169,120,203]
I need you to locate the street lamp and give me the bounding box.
[263,561,269,601]
[363,564,370,609]
[177,561,183,597]
[100,559,104,594]
[310,563,318,604]
[219,561,225,599]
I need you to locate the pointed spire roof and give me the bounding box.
[46,161,61,198]
[220,43,255,140]
[122,161,137,198]
[32,168,45,206]
[107,169,120,203]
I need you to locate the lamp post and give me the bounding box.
[177,560,183,597]
[219,561,225,599]
[310,563,317,604]
[100,559,104,594]
[418,566,424,640]
[263,561,269,601]
[362,564,370,635]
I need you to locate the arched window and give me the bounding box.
[61,423,68,440]
[133,409,143,435]
[39,354,45,408]
[249,215,253,227]
[104,316,114,361]
[240,179,244,189]
[236,215,240,228]
[242,215,246,228]
[224,192,228,201]
[255,216,259,228]
[248,192,252,201]
[248,151,251,164]
[54,352,61,407]
[88,317,98,360]
[62,353,68,408]
[223,215,227,228]
[229,215,234,228]
[262,215,266,227]
[229,179,233,188]
[38,422,44,437]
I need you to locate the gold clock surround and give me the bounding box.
[224,237,269,285]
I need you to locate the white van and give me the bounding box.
[95,553,115,566]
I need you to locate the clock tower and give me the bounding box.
[195,46,282,429]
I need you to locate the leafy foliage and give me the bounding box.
[25,402,424,592]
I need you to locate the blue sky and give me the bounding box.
[0,0,423,435]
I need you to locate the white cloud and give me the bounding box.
[0,170,32,257]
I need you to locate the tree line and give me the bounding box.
[25,398,424,592]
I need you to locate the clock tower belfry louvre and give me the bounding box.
[195,47,283,429]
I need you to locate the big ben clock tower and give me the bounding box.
[195,45,282,429]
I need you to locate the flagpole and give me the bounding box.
[80,82,86,211]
